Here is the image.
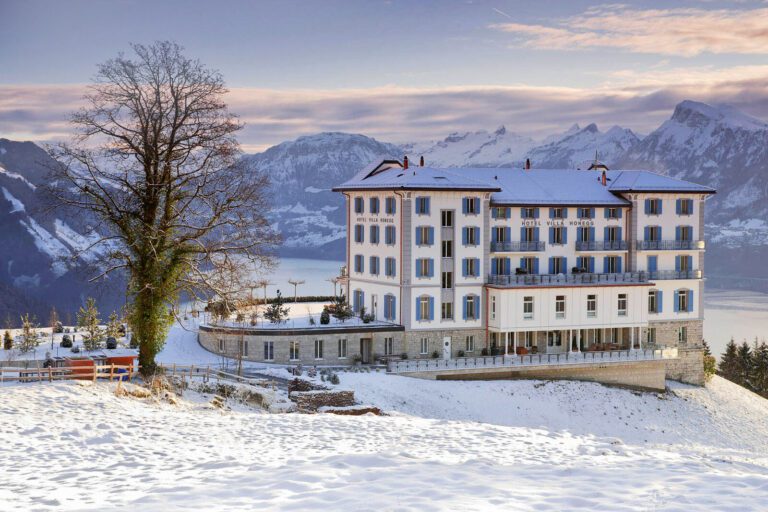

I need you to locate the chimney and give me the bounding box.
[525,158,531,170]
[403,155,409,169]
[419,155,424,167]
[601,170,607,186]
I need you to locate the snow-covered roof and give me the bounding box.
[334,161,715,205]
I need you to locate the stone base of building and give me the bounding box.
[664,348,705,385]
[646,319,705,385]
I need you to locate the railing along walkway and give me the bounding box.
[387,348,678,374]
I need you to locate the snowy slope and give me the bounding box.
[525,123,640,169]
[0,375,766,510]
[402,125,536,168]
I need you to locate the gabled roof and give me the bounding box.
[333,160,716,203]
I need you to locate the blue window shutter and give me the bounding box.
[474,296,480,319]
[549,227,555,244]
[474,227,480,244]
[392,296,396,319]
[658,291,663,312]
[462,198,468,214]
[561,257,567,273]
[644,226,650,241]
[675,256,681,272]
[617,208,623,218]
[687,199,693,214]
[426,197,431,214]
[562,228,568,244]
[604,208,609,219]
[617,257,622,273]
[462,228,468,246]
[675,226,681,241]
[490,259,498,276]
[416,228,422,245]
[576,228,583,242]
[562,208,568,219]
[504,257,511,275]
[505,208,511,219]
[676,199,681,214]
[462,296,468,320]
[492,229,498,243]
[644,199,650,214]
[462,259,468,277]
[657,227,662,240]
[428,258,434,277]
[648,256,657,272]
[603,256,609,273]
[473,258,479,276]
[504,227,511,242]
[576,257,583,270]
[589,208,594,218]
[589,227,595,242]
[658,200,663,215]
[534,208,540,218]
[428,297,434,320]
[686,256,693,270]
[603,226,610,242]
[533,258,539,274]
[520,227,527,242]
[616,227,622,241]
[673,291,679,312]
[549,208,555,219]
[416,260,422,278]
[548,257,554,274]
[588,257,595,273]
[688,290,694,312]
[491,207,498,219]
[534,228,540,242]
[428,227,434,245]
[416,298,422,321]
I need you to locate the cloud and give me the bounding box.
[3,68,768,153]
[491,5,768,56]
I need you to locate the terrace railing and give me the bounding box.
[487,272,650,286]
[575,240,628,251]
[635,240,705,250]
[388,348,678,374]
[490,241,546,252]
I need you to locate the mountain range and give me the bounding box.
[1,99,766,321]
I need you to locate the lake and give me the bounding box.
[271,258,768,359]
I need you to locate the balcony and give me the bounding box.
[487,269,702,287]
[635,240,705,250]
[575,240,628,251]
[490,241,546,252]
[648,269,702,280]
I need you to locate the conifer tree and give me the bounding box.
[3,330,12,350]
[78,298,103,351]
[106,311,121,340]
[702,340,716,382]
[329,293,353,323]
[736,341,754,389]
[18,314,39,353]
[750,342,768,398]
[264,290,290,324]
[718,338,739,382]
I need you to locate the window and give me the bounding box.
[415,196,430,215]
[416,258,433,278]
[370,256,379,275]
[416,226,433,246]
[385,225,396,245]
[416,296,433,321]
[677,198,693,216]
[370,197,380,214]
[646,198,662,215]
[463,197,479,215]
[646,226,662,241]
[420,337,429,355]
[678,254,691,271]
[491,258,508,276]
[353,289,364,313]
[493,226,508,243]
[354,254,364,273]
[578,226,593,242]
[491,296,496,320]
[677,290,690,312]
[314,339,324,360]
[648,290,659,313]
[354,197,364,214]
[263,341,274,361]
[550,207,565,219]
[492,207,510,219]
[370,225,379,244]
[524,332,534,348]
[463,226,479,246]
[618,293,628,316]
[605,207,620,219]
[523,296,534,319]
[338,339,348,358]
[354,224,364,243]
[384,337,394,356]
[587,295,597,318]
[520,257,537,274]
[677,226,693,241]
[465,335,475,352]
[465,295,477,320]
[385,196,396,215]
[555,295,566,319]
[441,302,453,320]
[578,207,594,219]
[678,326,688,344]
[383,294,396,320]
[646,328,656,345]
[441,271,453,289]
[464,258,479,277]
[385,257,396,277]
[605,256,621,273]
[441,210,453,227]
[550,256,566,275]
[242,340,248,357]
[441,240,453,258]
[521,227,537,242]
[521,207,538,219]
[547,331,563,347]
[289,341,300,360]
[218,338,225,352]
[605,226,620,242]
[551,227,566,245]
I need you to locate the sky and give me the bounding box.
[2,0,768,152]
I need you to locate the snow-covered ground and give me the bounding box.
[1,372,766,510]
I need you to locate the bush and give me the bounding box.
[106,337,117,349]
[431,350,439,359]
[129,336,139,349]
[53,321,64,334]
[329,373,340,385]
[362,313,375,324]
[400,352,408,360]
[60,335,73,348]
[320,309,330,325]
[457,350,465,357]
[71,346,81,353]
[480,347,489,356]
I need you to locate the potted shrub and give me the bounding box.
[352,354,363,366]
[480,347,489,356]
[431,350,439,359]
[457,350,465,358]
[60,335,73,348]
[400,352,408,360]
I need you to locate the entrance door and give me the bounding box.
[360,338,372,364]
[442,336,451,360]
[371,294,378,318]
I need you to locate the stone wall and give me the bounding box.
[403,328,486,358]
[647,319,703,349]
[664,348,705,385]
[290,390,356,411]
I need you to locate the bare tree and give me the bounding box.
[48,41,278,374]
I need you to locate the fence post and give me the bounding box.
[48,367,53,383]
[109,364,115,382]
[93,364,97,382]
